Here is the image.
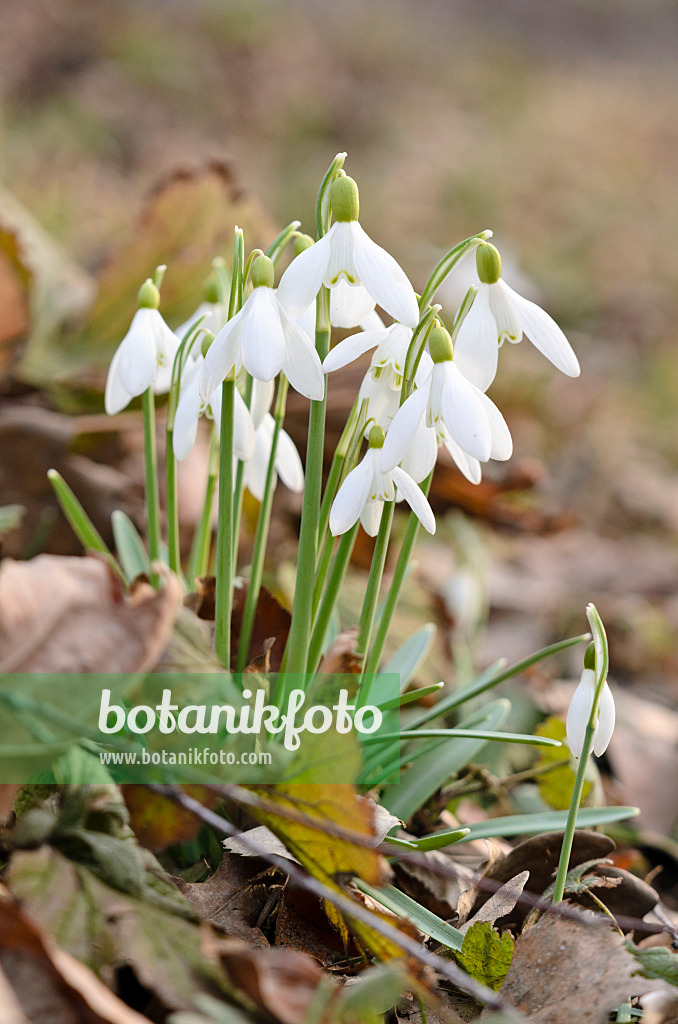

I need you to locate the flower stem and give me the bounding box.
[362,472,433,688]
[142,387,161,588]
[186,425,219,585]
[236,377,289,672]
[357,500,395,702]
[284,287,330,678]
[552,603,610,903]
[214,377,235,668]
[231,375,253,567]
[165,427,180,577]
[307,523,360,674]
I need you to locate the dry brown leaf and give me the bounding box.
[174,852,274,947]
[499,909,671,1024]
[217,939,330,1024]
[0,892,152,1024]
[122,785,219,853]
[0,554,181,672]
[459,872,530,935]
[318,628,362,675]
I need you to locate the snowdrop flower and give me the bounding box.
[330,425,435,537]
[105,279,180,415]
[172,347,255,463]
[200,255,324,403]
[566,644,616,759]
[324,322,414,390]
[453,242,581,392]
[276,174,420,329]
[381,323,512,473]
[243,413,304,501]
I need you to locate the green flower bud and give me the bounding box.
[137,278,160,310]
[201,330,215,357]
[429,324,454,364]
[368,424,385,448]
[330,174,360,223]
[203,273,220,305]
[584,641,596,671]
[476,242,502,285]
[251,254,275,289]
[293,233,315,257]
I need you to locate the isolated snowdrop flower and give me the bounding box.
[453,242,581,392]
[276,175,420,329]
[330,425,435,537]
[566,645,616,759]
[105,279,180,415]
[381,323,512,472]
[243,413,304,501]
[172,349,255,463]
[200,255,324,402]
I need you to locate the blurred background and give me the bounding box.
[2,0,678,806]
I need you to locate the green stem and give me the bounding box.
[363,472,433,683]
[551,723,595,903]
[307,524,359,674]
[165,428,180,576]
[214,378,235,668]
[186,425,219,585]
[236,377,289,672]
[284,288,330,678]
[357,501,395,702]
[142,388,161,587]
[231,375,253,567]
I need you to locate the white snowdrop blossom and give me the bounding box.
[330,426,435,538]
[199,255,324,403]
[453,242,581,392]
[105,281,180,415]
[276,175,419,330]
[172,353,255,463]
[381,324,512,474]
[324,322,414,389]
[243,413,304,501]
[566,666,616,759]
[175,300,225,341]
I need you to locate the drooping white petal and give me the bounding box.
[280,308,325,400]
[360,499,383,537]
[105,344,133,415]
[391,466,436,534]
[295,301,316,342]
[199,307,245,400]
[502,282,580,377]
[118,309,159,397]
[243,423,271,501]
[436,362,492,463]
[330,451,375,536]
[323,327,391,373]
[350,222,420,329]
[371,323,413,386]
[477,390,513,461]
[240,288,286,383]
[380,379,431,472]
[330,279,376,328]
[250,378,275,429]
[275,426,304,493]
[358,371,401,433]
[276,229,333,320]
[234,388,256,462]
[398,416,437,483]
[566,668,595,759]
[593,681,616,756]
[172,360,203,462]
[360,309,386,332]
[442,432,482,484]
[175,300,225,341]
[414,350,434,386]
[150,311,181,370]
[453,285,500,392]
[324,222,358,286]
[488,280,521,344]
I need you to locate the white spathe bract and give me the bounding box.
[172,354,255,463]
[381,360,512,471]
[454,279,581,392]
[329,446,435,538]
[277,220,419,329]
[566,667,616,759]
[105,308,180,415]
[199,286,325,402]
[243,413,304,501]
